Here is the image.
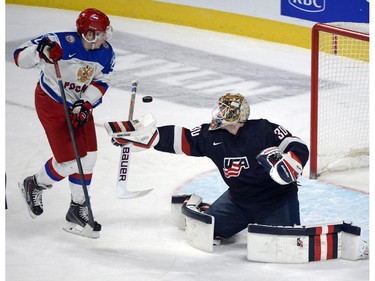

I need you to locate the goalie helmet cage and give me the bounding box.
[310,23,369,179]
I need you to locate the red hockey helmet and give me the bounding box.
[76,8,111,35]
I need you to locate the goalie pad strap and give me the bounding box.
[171,194,191,204]
[247,223,343,236]
[182,202,213,225]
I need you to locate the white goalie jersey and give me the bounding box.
[13,31,116,107]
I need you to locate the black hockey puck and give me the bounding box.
[142,96,153,103]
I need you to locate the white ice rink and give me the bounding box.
[5,4,370,281]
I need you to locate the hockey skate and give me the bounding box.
[63,201,101,239]
[18,175,46,219]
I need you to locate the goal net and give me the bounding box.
[310,23,369,179]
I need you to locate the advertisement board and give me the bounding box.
[281,0,369,23]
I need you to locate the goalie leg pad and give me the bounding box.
[171,194,191,230]
[247,222,366,263]
[171,194,215,252]
[182,194,215,253]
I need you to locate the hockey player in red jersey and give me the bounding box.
[14,8,115,238]
[112,93,309,240]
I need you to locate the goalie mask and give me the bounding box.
[76,8,113,43]
[209,93,250,130]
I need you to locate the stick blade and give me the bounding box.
[115,188,153,199]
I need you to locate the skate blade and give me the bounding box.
[18,181,36,219]
[63,222,100,239]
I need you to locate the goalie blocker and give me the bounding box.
[171,195,368,262]
[256,146,303,185]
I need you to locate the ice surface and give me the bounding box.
[5,5,370,281]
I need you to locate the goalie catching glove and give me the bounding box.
[256,147,303,185]
[105,113,159,150]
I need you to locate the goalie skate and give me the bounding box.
[63,201,101,239]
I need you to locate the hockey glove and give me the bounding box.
[256,147,303,185]
[36,37,63,63]
[70,100,93,128]
[106,113,159,150]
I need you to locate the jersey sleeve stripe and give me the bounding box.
[173,126,183,154]
[91,80,108,95]
[278,136,307,153]
[172,126,191,155]
[13,47,26,67]
[181,128,191,155]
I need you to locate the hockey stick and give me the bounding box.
[115,80,153,199]
[128,80,137,120]
[53,62,95,229]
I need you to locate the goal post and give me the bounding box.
[310,23,369,179]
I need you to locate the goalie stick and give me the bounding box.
[115,80,153,199]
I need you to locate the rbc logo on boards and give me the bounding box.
[281,0,368,23]
[288,0,325,12]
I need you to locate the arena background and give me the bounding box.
[6,0,314,48]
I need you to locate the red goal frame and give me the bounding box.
[310,23,369,179]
